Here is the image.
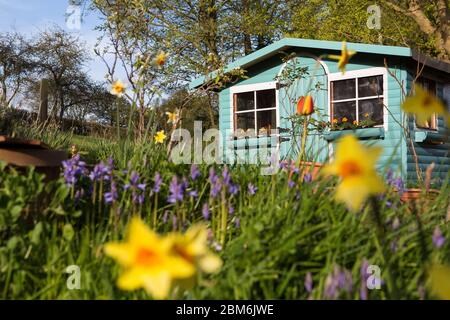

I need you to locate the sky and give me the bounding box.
[0,0,108,82]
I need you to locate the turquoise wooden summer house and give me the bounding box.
[189,38,450,185]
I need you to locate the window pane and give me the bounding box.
[257,109,276,134]
[358,75,383,97]
[236,92,254,111]
[256,89,276,109]
[358,98,383,125]
[236,111,255,131]
[332,79,356,100]
[333,101,356,122]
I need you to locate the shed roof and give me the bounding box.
[189,38,450,89]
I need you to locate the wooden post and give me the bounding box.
[38,79,49,124]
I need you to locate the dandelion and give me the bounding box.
[296,96,314,115]
[110,80,127,97]
[155,51,168,67]
[432,226,445,249]
[429,264,450,300]
[322,135,385,211]
[154,130,167,144]
[104,217,195,299]
[402,84,449,127]
[327,41,356,74]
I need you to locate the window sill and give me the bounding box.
[230,136,277,149]
[414,131,444,144]
[323,127,385,142]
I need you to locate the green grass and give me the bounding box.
[0,133,449,300]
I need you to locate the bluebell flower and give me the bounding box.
[303,173,312,183]
[190,164,201,181]
[228,205,234,215]
[104,181,118,204]
[124,171,146,204]
[188,190,198,198]
[210,179,222,198]
[304,272,313,294]
[202,203,210,220]
[62,154,87,186]
[167,176,185,204]
[433,226,445,248]
[288,180,295,188]
[153,172,162,193]
[248,183,258,195]
[228,183,239,195]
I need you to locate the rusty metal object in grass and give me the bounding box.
[0,135,68,181]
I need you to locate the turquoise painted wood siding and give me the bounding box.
[405,74,450,186]
[218,48,448,184]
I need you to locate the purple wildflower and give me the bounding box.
[153,172,162,194]
[210,179,222,198]
[248,183,258,195]
[202,203,210,220]
[190,164,201,181]
[62,154,87,186]
[89,161,107,182]
[288,180,295,188]
[228,183,239,195]
[124,171,146,204]
[167,176,185,204]
[188,190,198,198]
[104,181,118,204]
[228,205,235,215]
[432,226,445,249]
[209,167,219,184]
[303,173,312,183]
[360,259,370,300]
[304,272,313,294]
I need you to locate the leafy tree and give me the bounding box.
[0,32,34,108]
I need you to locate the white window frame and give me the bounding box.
[229,81,280,134]
[328,67,389,131]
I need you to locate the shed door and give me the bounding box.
[278,56,329,163]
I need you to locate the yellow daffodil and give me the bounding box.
[110,80,127,97]
[328,42,356,74]
[104,217,195,299]
[364,113,369,118]
[166,110,180,125]
[429,264,450,300]
[154,130,167,144]
[332,118,338,124]
[342,117,348,123]
[402,84,448,127]
[322,135,385,211]
[155,51,168,67]
[168,224,222,274]
[353,120,358,125]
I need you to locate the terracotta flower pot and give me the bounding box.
[299,161,323,181]
[400,188,440,202]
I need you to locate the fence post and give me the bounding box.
[38,79,49,124]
